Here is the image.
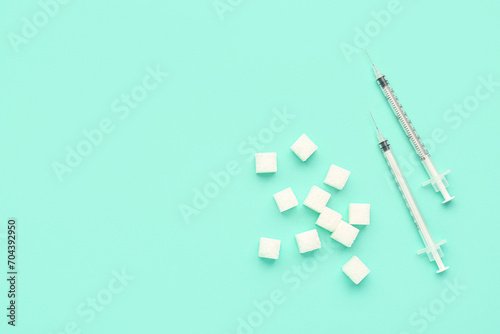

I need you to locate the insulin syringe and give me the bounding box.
[366,52,455,204]
[370,112,449,273]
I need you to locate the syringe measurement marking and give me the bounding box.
[383,85,428,159]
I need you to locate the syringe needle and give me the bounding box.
[365,50,374,66]
[369,110,385,143]
[365,50,383,79]
[369,110,378,129]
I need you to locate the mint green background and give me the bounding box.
[1,0,499,333]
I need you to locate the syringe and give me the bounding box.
[370,111,449,273]
[366,51,455,204]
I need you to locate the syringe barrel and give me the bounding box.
[381,143,438,251]
[376,76,429,160]
[379,139,448,272]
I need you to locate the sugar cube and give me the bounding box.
[303,186,331,213]
[331,221,359,247]
[273,187,298,212]
[342,256,370,284]
[290,134,318,162]
[324,164,351,190]
[295,229,322,253]
[315,207,342,232]
[258,237,281,259]
[255,153,277,173]
[349,203,370,225]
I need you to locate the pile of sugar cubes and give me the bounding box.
[256,134,371,285]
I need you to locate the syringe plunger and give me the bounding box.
[417,239,449,273]
[421,156,455,203]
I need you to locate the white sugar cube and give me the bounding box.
[290,134,318,162]
[331,221,359,247]
[324,164,351,190]
[273,187,298,212]
[258,237,281,259]
[295,229,322,253]
[315,207,342,232]
[303,186,331,213]
[342,256,370,284]
[349,203,370,225]
[255,153,277,173]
